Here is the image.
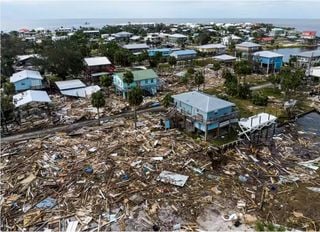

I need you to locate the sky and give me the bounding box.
[1,0,320,20]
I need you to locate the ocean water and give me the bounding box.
[1,18,320,34]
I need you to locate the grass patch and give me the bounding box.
[255,87,283,98]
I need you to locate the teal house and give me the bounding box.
[148,48,172,57]
[113,69,159,98]
[253,51,283,74]
[10,70,44,92]
[172,91,238,139]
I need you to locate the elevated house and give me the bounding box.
[291,50,320,68]
[147,48,172,57]
[213,54,237,65]
[222,35,242,46]
[122,43,150,54]
[10,70,44,92]
[168,34,188,44]
[301,31,317,46]
[14,54,41,71]
[113,31,133,41]
[236,42,262,60]
[196,44,226,55]
[113,69,158,98]
[253,51,283,74]
[170,50,197,60]
[172,91,238,139]
[84,56,115,80]
[270,28,285,37]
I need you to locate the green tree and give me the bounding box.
[128,87,144,128]
[91,91,105,123]
[197,32,211,45]
[237,83,252,99]
[223,69,238,96]
[194,71,205,90]
[162,93,173,107]
[100,75,113,95]
[187,67,195,75]
[234,60,252,82]
[0,94,15,132]
[279,67,304,97]
[252,92,268,106]
[3,82,15,95]
[41,40,84,78]
[46,75,62,91]
[212,61,221,71]
[168,56,177,66]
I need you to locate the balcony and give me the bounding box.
[192,111,239,125]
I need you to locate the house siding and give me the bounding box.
[14,78,43,91]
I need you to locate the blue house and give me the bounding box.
[170,50,197,60]
[172,91,238,139]
[253,51,283,74]
[147,48,172,57]
[113,69,158,98]
[10,70,44,92]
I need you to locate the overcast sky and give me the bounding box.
[1,0,320,20]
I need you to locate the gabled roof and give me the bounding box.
[169,33,188,38]
[294,50,320,58]
[172,91,235,113]
[123,43,150,50]
[197,44,226,49]
[253,51,283,58]
[170,49,197,56]
[84,56,111,66]
[13,90,51,107]
[61,85,101,98]
[114,69,158,82]
[55,79,86,91]
[10,70,43,83]
[213,54,237,61]
[16,54,40,62]
[236,42,262,48]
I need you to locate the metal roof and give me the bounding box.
[84,56,111,66]
[114,69,158,82]
[237,42,262,48]
[169,33,188,38]
[213,54,237,61]
[294,50,320,58]
[172,91,235,113]
[10,70,43,83]
[253,51,283,58]
[16,54,40,62]
[170,49,197,56]
[148,48,172,53]
[61,85,101,98]
[122,43,150,50]
[197,44,226,49]
[13,90,51,107]
[114,31,133,38]
[55,79,86,91]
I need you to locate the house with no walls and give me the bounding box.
[172,91,238,140]
[236,42,262,60]
[84,56,115,80]
[253,51,283,74]
[113,69,158,98]
[10,70,44,92]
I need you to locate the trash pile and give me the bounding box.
[1,113,319,231]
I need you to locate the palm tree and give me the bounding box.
[128,87,143,129]
[91,91,105,124]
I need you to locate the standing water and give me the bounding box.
[296,112,320,136]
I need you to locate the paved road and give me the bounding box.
[1,106,165,143]
[250,82,273,91]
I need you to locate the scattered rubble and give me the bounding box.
[1,112,319,231]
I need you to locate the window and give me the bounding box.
[21,82,25,86]
[150,79,154,83]
[145,80,148,84]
